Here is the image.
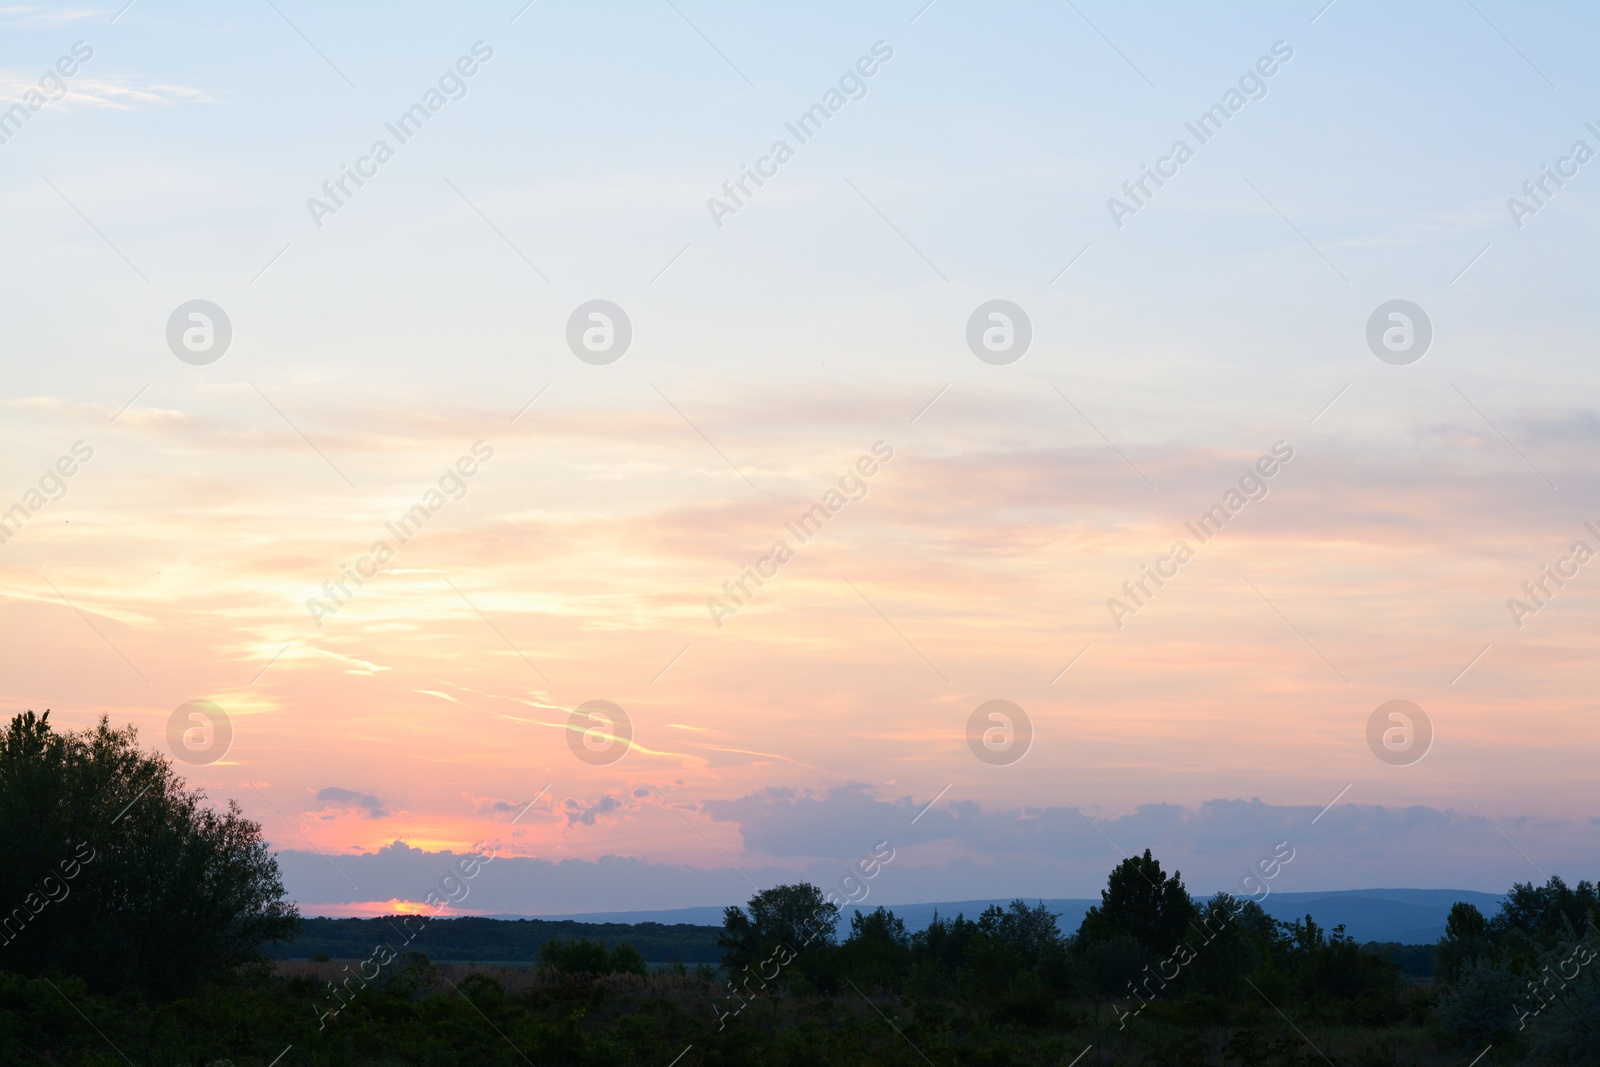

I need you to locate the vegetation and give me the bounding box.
[1432,877,1600,1061]
[2,709,1595,1064]
[279,915,721,965]
[538,937,648,977]
[0,711,297,998]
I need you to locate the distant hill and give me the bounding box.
[1253,888,1506,944]
[522,887,1505,946]
[276,915,722,964]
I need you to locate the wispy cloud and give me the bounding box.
[0,5,103,27]
[0,72,212,109]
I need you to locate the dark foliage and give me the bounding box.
[538,938,647,976]
[716,881,838,991]
[280,914,722,964]
[1077,848,1202,958]
[1431,873,1600,1055]
[0,710,298,998]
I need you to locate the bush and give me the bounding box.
[1435,957,1516,1045]
[538,938,648,976]
[1522,937,1600,1064]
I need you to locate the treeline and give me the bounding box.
[280,915,722,965]
[711,852,1415,1033]
[701,851,1597,1060]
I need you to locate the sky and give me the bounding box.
[1,0,1596,918]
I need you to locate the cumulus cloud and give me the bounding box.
[312,787,391,820]
[462,793,526,817]
[701,787,1594,898]
[562,787,653,827]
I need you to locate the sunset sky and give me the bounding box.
[2,1,1595,916]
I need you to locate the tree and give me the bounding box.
[539,937,609,975]
[839,907,912,991]
[1436,901,1493,985]
[1492,876,1599,950]
[1185,893,1271,997]
[1447,901,1488,940]
[905,910,979,997]
[717,882,838,985]
[1435,880,1600,988]
[608,942,648,976]
[1523,937,1600,1065]
[0,711,299,998]
[978,900,1063,966]
[1436,957,1517,1046]
[1077,849,1200,959]
[539,937,647,976]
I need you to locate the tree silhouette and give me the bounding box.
[978,899,1064,966]
[0,710,299,998]
[839,906,912,991]
[1446,900,1489,940]
[539,937,647,976]
[718,882,838,989]
[1077,848,1199,958]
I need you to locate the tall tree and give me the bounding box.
[1076,848,1199,959]
[0,711,299,998]
[1435,900,1493,985]
[718,882,838,983]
